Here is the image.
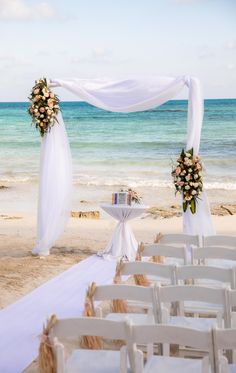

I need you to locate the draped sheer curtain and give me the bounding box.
[32,75,215,256]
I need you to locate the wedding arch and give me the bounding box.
[31,76,215,256]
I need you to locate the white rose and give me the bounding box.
[185,185,190,190]
[186,152,191,158]
[194,174,198,179]
[191,190,197,195]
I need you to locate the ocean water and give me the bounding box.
[0,99,235,191]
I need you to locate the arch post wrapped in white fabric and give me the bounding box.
[32,75,215,256]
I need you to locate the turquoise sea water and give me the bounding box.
[0,99,235,190]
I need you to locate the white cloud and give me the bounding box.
[0,0,56,20]
[71,48,114,65]
[226,63,235,70]
[197,45,215,59]
[224,40,236,50]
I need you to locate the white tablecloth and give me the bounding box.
[100,204,148,261]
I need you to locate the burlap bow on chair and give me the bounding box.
[133,242,150,286]
[80,282,102,349]
[38,314,57,373]
[153,232,165,263]
[112,260,128,313]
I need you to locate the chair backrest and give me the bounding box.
[49,317,132,373]
[50,317,129,341]
[193,247,236,264]
[140,243,187,264]
[156,285,229,324]
[175,265,236,289]
[129,324,214,372]
[213,327,236,373]
[119,261,176,284]
[158,233,200,246]
[93,284,158,321]
[203,235,236,248]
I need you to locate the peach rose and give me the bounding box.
[47,98,54,108]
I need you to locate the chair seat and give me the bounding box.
[143,355,208,373]
[66,349,131,373]
[106,312,155,324]
[169,316,218,330]
[229,364,236,373]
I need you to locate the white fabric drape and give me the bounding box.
[100,204,147,260]
[33,75,215,255]
[32,112,72,256]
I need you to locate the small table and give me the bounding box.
[99,203,148,261]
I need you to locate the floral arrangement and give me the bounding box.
[28,78,60,137]
[127,188,142,204]
[171,148,203,214]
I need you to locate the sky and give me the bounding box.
[0,0,235,101]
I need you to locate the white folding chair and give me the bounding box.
[213,327,236,373]
[155,233,200,264]
[140,243,188,265]
[203,235,236,248]
[175,265,235,317]
[117,261,176,286]
[93,284,158,325]
[129,324,214,373]
[49,317,131,373]
[192,246,236,268]
[156,285,229,330]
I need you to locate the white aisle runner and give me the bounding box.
[0,256,116,373]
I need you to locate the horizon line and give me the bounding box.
[0,97,235,104]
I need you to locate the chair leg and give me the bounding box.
[120,346,128,373]
[135,349,144,373]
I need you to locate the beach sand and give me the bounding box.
[1,181,236,309]
[0,201,236,310]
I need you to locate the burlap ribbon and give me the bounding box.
[38,314,57,373]
[111,260,128,313]
[80,282,102,349]
[153,232,164,263]
[134,242,150,286]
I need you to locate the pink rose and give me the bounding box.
[178,181,184,187]
[39,107,45,113]
[175,167,181,176]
